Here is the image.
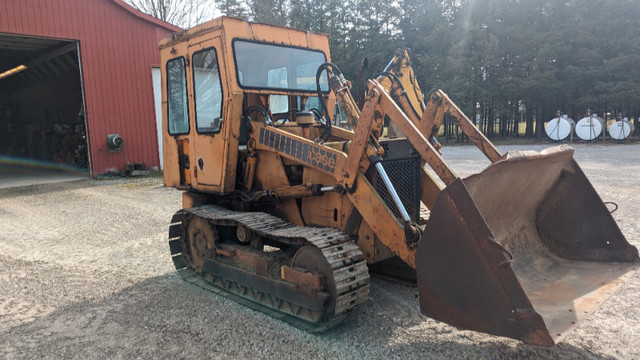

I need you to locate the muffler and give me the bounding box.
[415,145,639,346]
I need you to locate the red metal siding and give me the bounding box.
[0,0,180,175]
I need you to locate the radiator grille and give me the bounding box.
[370,139,420,222]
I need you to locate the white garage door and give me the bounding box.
[152,67,163,169]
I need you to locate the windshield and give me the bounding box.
[233,40,329,92]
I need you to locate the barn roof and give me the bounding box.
[110,0,182,33]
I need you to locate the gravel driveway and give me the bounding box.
[0,143,638,359]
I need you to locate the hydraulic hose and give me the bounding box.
[244,104,272,126]
[316,62,345,142]
[376,71,421,121]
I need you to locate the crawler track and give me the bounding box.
[168,205,370,331]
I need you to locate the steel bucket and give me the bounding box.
[416,145,639,346]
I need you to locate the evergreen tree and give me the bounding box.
[147,0,640,138]
[218,0,249,19]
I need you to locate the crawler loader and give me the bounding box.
[159,17,639,346]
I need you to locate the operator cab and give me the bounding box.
[160,17,335,194]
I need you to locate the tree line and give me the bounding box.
[131,0,640,139]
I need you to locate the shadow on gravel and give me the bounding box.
[312,277,616,360]
[477,342,616,360]
[0,177,163,199]
[0,273,617,360]
[0,179,98,199]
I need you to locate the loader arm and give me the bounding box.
[333,80,503,268]
[329,70,449,210]
[420,90,502,163]
[374,48,502,163]
[330,58,500,210]
[377,48,426,125]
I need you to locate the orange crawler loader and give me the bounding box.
[159,17,638,346]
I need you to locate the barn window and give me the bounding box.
[166,57,189,135]
[193,48,223,134]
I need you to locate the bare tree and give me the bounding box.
[124,0,217,28]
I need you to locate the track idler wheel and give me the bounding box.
[291,246,337,316]
[184,217,218,272]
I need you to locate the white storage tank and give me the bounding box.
[545,114,575,141]
[575,114,605,141]
[608,117,635,140]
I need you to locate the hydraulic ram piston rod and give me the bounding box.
[374,162,411,223]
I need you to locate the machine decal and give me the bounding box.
[259,128,336,173]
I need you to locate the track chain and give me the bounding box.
[168,205,370,331]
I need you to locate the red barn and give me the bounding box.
[0,0,180,176]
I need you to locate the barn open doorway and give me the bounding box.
[0,33,89,186]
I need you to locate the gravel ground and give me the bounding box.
[0,142,638,359]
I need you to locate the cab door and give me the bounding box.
[164,55,191,187]
[188,38,227,190]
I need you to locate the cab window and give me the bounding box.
[167,57,189,135]
[233,40,328,92]
[193,48,224,133]
[268,67,288,113]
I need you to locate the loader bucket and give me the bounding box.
[416,145,639,346]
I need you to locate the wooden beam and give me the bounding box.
[26,43,77,68]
